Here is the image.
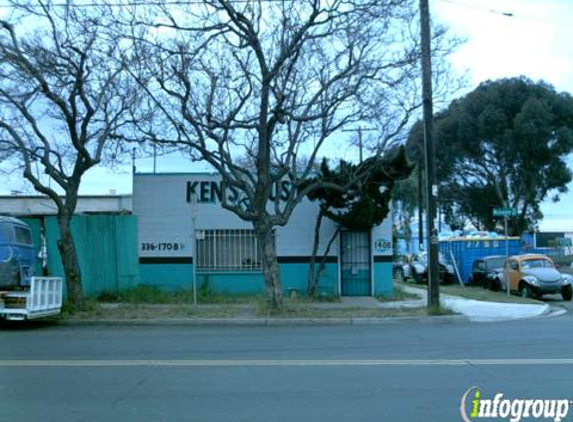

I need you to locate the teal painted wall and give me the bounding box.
[45,215,140,298]
[197,272,265,294]
[138,262,340,295]
[281,263,339,295]
[373,262,393,297]
[140,263,193,291]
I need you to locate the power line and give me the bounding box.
[0,0,299,9]
[0,0,571,30]
[435,0,573,28]
[1,0,570,30]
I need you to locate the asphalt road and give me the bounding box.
[544,293,573,312]
[2,314,573,422]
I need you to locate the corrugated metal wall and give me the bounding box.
[440,238,521,284]
[34,214,140,297]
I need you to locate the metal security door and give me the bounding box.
[340,231,371,296]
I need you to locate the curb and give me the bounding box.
[465,303,552,323]
[54,314,470,327]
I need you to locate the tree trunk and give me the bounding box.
[307,211,340,297]
[307,211,323,297]
[255,222,283,308]
[311,228,340,297]
[57,212,84,309]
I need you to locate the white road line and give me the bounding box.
[2,359,573,367]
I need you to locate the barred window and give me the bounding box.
[196,229,264,272]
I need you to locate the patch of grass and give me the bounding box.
[427,304,456,316]
[64,297,459,320]
[199,292,263,304]
[97,286,191,304]
[286,294,341,304]
[96,286,263,305]
[254,303,445,319]
[67,303,244,320]
[96,291,123,302]
[377,286,420,303]
[60,298,99,316]
[65,302,456,320]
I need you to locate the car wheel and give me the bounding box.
[520,283,532,299]
[562,285,572,301]
[491,279,500,292]
[413,269,422,284]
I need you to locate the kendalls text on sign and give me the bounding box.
[186,180,293,204]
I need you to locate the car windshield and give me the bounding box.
[485,258,505,269]
[521,259,554,269]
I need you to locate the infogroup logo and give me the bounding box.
[460,387,571,422]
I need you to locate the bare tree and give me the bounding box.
[127,0,443,307]
[0,1,141,307]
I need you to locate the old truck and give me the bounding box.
[0,216,63,321]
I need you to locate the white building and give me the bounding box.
[0,194,132,216]
[133,173,394,297]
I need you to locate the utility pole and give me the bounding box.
[504,211,510,297]
[342,127,376,162]
[153,142,157,174]
[358,127,363,163]
[190,193,198,310]
[131,147,136,174]
[419,0,440,308]
[417,154,424,252]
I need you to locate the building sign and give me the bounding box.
[186,180,293,204]
[374,237,392,253]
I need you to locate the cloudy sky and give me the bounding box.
[433,0,573,231]
[2,0,572,230]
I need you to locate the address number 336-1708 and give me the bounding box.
[141,242,183,251]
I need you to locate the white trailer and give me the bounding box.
[0,277,63,321]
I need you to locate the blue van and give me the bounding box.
[0,217,35,289]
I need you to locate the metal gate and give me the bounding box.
[340,231,371,296]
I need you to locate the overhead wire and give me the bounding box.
[0,0,570,29]
[0,0,300,9]
[435,0,573,29]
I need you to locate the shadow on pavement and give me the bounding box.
[0,318,62,331]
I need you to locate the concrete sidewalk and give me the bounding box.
[397,284,553,322]
[306,286,553,322]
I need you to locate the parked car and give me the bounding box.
[0,216,35,289]
[393,254,413,281]
[468,255,506,288]
[495,254,573,300]
[408,252,455,284]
